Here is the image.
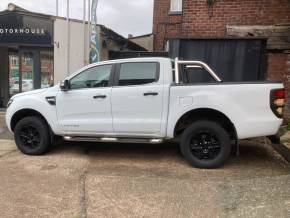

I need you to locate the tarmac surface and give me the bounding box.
[0,113,290,218]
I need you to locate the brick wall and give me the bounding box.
[267,52,290,119]
[153,0,290,120]
[153,0,290,50]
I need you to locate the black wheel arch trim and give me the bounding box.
[10,108,53,136]
[174,108,238,140]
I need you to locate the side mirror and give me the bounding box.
[60,79,69,91]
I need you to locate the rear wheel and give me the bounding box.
[180,120,231,169]
[14,116,51,155]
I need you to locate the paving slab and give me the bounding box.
[0,143,90,218]
[217,175,290,217]
[0,139,16,156]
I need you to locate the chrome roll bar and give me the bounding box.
[174,57,222,84]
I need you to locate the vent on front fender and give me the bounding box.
[46,96,56,105]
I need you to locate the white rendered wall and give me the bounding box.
[53,18,91,83]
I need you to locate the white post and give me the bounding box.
[56,0,58,16]
[66,0,70,76]
[83,0,87,66]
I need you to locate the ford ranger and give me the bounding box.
[5,57,285,168]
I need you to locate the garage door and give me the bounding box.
[169,38,267,82]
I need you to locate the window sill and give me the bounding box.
[168,11,182,16]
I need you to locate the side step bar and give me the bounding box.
[63,136,164,144]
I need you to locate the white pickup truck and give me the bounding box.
[5,57,286,168]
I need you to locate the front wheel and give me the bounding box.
[180,120,231,169]
[14,116,51,155]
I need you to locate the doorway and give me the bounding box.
[9,48,54,96]
[0,47,53,107]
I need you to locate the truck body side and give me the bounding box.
[6,58,283,140]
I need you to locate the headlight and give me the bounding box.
[7,98,13,108]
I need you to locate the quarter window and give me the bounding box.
[118,63,158,86]
[170,0,182,12]
[70,65,112,89]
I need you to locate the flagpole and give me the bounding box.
[88,0,91,64]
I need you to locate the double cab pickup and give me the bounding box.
[6,58,285,168]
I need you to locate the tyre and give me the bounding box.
[14,116,51,155]
[180,120,231,169]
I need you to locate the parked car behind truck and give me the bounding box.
[5,58,285,168]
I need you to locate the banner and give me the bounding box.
[90,0,100,63]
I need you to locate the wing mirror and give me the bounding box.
[60,79,69,91]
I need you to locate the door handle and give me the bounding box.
[93,95,107,99]
[143,92,158,96]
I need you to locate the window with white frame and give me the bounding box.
[170,0,182,12]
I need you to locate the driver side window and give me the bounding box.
[70,65,112,89]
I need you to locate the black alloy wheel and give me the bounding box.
[14,116,51,155]
[189,130,221,160]
[19,125,41,149]
[180,120,231,169]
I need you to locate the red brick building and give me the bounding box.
[153,0,290,119]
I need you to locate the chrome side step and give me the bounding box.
[63,136,164,144]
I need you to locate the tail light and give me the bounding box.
[270,88,285,118]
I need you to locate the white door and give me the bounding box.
[111,62,163,136]
[56,64,113,134]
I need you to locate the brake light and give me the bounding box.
[273,89,285,98]
[270,88,285,118]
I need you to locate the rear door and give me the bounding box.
[111,62,164,136]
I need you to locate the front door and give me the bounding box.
[56,64,114,134]
[111,62,164,136]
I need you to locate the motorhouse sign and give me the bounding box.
[0,28,45,35]
[0,13,53,45]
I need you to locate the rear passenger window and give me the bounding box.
[118,63,158,86]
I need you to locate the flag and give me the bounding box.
[90,0,100,63]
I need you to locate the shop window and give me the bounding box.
[9,52,20,95]
[21,52,34,92]
[40,51,54,88]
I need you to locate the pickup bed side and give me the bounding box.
[167,83,283,139]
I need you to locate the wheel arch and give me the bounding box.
[10,108,51,133]
[173,108,237,140]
